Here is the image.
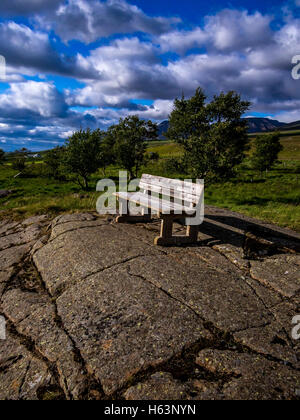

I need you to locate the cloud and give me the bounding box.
[0,81,68,118]
[205,9,273,51]
[0,0,63,15]
[2,4,300,150]
[158,9,273,55]
[39,0,179,44]
[0,22,99,79]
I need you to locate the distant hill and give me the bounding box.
[281,120,300,131]
[244,118,286,133]
[157,117,294,139]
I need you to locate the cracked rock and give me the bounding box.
[0,331,52,400]
[196,349,300,400]
[34,224,161,297]
[56,266,213,395]
[250,255,300,298]
[124,372,190,400]
[126,254,272,332]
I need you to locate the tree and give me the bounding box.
[64,128,105,190]
[101,129,117,176]
[251,133,283,174]
[0,148,5,165]
[111,116,158,179]
[166,88,251,183]
[44,147,65,179]
[12,156,26,172]
[11,148,30,174]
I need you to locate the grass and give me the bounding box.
[1,132,300,231]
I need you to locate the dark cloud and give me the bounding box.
[40,0,179,44]
[0,0,63,15]
[0,22,99,79]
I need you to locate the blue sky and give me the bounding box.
[0,0,300,151]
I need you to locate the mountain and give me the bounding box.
[157,120,170,139]
[281,120,300,131]
[244,118,286,133]
[157,117,291,139]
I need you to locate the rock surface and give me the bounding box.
[0,207,299,400]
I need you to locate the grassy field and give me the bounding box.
[0,132,300,231]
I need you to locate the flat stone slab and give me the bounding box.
[0,210,299,400]
[56,266,213,395]
[124,372,190,400]
[0,331,52,400]
[196,349,300,400]
[0,244,32,271]
[34,223,161,297]
[250,255,300,298]
[126,254,272,332]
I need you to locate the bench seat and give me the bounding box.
[114,191,195,215]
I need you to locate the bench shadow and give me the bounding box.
[198,215,300,253]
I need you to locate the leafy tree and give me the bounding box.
[101,129,117,175]
[111,116,158,179]
[166,88,251,183]
[44,147,65,179]
[251,133,283,174]
[11,148,31,175]
[12,156,26,172]
[64,128,105,190]
[0,148,5,165]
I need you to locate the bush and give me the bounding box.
[164,157,187,175]
[251,133,283,173]
[0,148,5,165]
[44,147,66,180]
[12,156,26,172]
[148,152,160,161]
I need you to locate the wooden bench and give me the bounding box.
[113,174,204,246]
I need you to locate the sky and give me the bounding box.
[0,0,300,151]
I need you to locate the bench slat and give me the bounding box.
[139,182,200,205]
[140,174,203,198]
[114,192,196,214]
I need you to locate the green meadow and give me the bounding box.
[1,132,300,232]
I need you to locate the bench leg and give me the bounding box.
[116,201,152,224]
[186,224,199,242]
[155,218,199,246]
[154,217,173,246]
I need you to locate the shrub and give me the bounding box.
[251,133,283,173]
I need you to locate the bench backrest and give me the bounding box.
[139,174,204,208]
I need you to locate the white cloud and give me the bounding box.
[205,10,273,51]
[0,81,67,118]
[158,28,208,54]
